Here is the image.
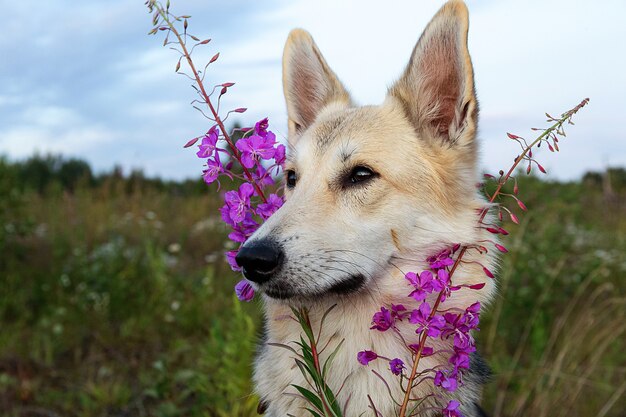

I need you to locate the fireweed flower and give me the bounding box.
[235,279,255,302]
[202,153,230,185]
[434,369,458,392]
[427,248,455,270]
[449,348,471,371]
[236,134,276,168]
[228,214,259,243]
[256,194,284,220]
[442,400,462,417]
[253,164,276,189]
[389,358,405,375]
[273,144,286,167]
[371,306,393,331]
[357,350,378,365]
[224,183,255,224]
[226,250,241,271]
[196,127,220,159]
[255,117,269,137]
[406,270,435,301]
[391,303,408,320]
[409,301,445,337]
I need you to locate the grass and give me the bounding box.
[0,155,624,416]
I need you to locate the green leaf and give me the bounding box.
[322,338,345,378]
[319,304,338,332]
[305,408,324,417]
[292,384,324,412]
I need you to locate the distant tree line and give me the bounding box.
[1,153,625,197]
[0,154,209,197]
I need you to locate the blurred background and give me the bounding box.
[0,0,624,416]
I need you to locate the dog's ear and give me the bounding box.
[283,29,351,140]
[388,0,477,155]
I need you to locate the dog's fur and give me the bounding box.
[244,1,498,415]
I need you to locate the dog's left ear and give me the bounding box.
[388,0,477,157]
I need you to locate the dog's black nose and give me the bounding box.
[235,240,284,284]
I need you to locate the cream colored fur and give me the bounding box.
[248,1,498,416]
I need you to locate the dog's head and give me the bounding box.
[237,1,480,300]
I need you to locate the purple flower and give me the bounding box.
[442,400,462,417]
[254,117,269,137]
[427,248,455,270]
[371,306,393,331]
[228,214,259,243]
[253,164,276,188]
[442,313,475,350]
[463,302,481,329]
[273,144,286,167]
[389,358,404,375]
[236,134,276,168]
[434,370,458,392]
[406,270,435,301]
[357,350,378,365]
[408,344,434,356]
[226,250,241,271]
[433,269,449,291]
[409,302,445,337]
[235,279,255,302]
[391,303,408,320]
[449,349,471,371]
[224,183,255,224]
[202,153,229,185]
[196,127,220,159]
[256,193,284,220]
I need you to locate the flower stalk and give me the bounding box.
[395,97,589,417]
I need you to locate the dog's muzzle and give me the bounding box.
[236,239,284,284]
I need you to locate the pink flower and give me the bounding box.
[253,164,275,188]
[226,250,241,271]
[196,127,220,158]
[427,248,455,269]
[256,194,284,220]
[442,400,462,417]
[371,306,393,331]
[434,370,458,392]
[223,183,255,224]
[236,134,276,168]
[228,214,259,243]
[389,358,404,375]
[406,270,435,301]
[254,117,269,137]
[202,153,229,185]
[274,144,286,166]
[235,279,254,301]
[357,350,378,365]
[409,302,445,338]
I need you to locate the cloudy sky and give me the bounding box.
[1,0,624,180]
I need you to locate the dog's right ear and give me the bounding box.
[282,29,351,140]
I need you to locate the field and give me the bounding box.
[0,155,624,417]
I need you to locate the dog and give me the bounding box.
[235,1,498,415]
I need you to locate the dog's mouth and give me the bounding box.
[262,274,366,300]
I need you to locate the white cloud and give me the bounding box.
[0,105,119,158]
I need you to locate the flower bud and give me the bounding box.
[537,163,546,174]
[495,244,508,253]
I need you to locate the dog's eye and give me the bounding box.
[347,166,377,185]
[286,170,297,188]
